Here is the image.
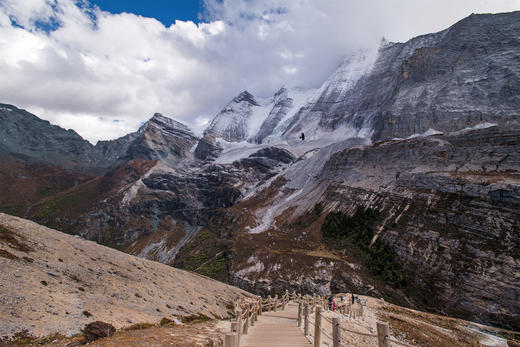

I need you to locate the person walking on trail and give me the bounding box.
[351,294,355,305]
[328,295,333,310]
[299,132,305,141]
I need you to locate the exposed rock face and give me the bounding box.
[283,11,520,142]
[95,113,198,169]
[229,125,519,329]
[249,147,296,164]
[194,134,223,161]
[27,144,296,267]
[317,125,520,329]
[0,104,98,170]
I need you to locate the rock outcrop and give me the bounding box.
[254,87,293,144]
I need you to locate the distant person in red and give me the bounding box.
[299,132,305,141]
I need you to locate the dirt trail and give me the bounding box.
[240,302,311,347]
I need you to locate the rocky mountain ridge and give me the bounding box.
[0,106,198,173]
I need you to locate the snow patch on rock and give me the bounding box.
[235,262,265,277]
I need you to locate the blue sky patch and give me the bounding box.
[89,0,203,26]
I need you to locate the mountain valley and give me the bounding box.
[0,11,519,336]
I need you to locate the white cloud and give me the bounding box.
[0,0,518,143]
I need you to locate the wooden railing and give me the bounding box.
[297,293,416,347]
[224,291,414,347]
[224,291,291,347]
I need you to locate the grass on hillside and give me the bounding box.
[175,229,230,282]
[322,207,407,289]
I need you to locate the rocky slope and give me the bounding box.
[0,104,98,171]
[26,146,296,273]
[0,213,252,338]
[224,124,519,329]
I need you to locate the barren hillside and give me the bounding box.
[0,213,252,338]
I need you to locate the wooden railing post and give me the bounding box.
[251,305,256,327]
[314,306,321,347]
[332,317,340,347]
[224,333,237,347]
[304,304,309,335]
[236,312,242,347]
[259,299,263,316]
[377,322,390,347]
[243,309,249,335]
[297,302,302,327]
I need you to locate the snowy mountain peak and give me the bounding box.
[204,90,270,142]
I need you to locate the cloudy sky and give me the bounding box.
[0,0,519,143]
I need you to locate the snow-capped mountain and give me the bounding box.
[204,91,271,143]
[202,87,318,146]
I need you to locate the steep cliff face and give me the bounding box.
[283,11,520,142]
[227,125,519,329]
[318,125,520,329]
